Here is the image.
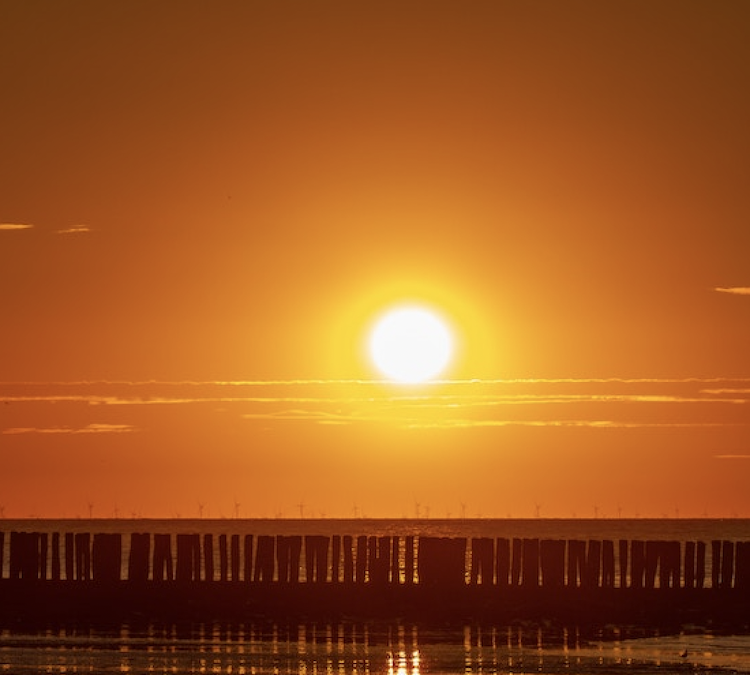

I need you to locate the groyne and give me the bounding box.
[1,532,749,627]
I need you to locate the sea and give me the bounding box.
[1,517,749,674]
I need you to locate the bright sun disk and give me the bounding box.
[369,306,453,383]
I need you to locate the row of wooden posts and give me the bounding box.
[2,532,750,590]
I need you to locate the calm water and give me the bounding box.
[1,518,749,674]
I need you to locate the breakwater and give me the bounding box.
[1,531,749,626]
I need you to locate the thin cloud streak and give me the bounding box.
[715,287,750,296]
[2,423,135,435]
[0,223,33,231]
[56,225,92,234]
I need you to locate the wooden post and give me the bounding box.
[343,535,354,584]
[696,540,706,589]
[305,536,329,583]
[75,533,91,581]
[684,541,696,588]
[390,536,399,584]
[618,540,628,588]
[584,540,601,588]
[51,532,61,581]
[510,538,523,586]
[721,541,735,589]
[39,533,48,580]
[65,533,75,581]
[93,533,122,582]
[711,540,721,588]
[367,536,390,585]
[644,541,659,589]
[540,540,565,588]
[567,540,585,587]
[0,532,3,580]
[630,540,645,589]
[204,534,214,581]
[470,538,494,585]
[601,540,615,588]
[521,539,539,588]
[243,535,253,582]
[277,536,302,583]
[332,535,342,583]
[231,535,240,581]
[404,536,415,585]
[177,534,201,581]
[128,533,150,582]
[659,541,680,588]
[153,534,173,581]
[496,538,510,587]
[355,536,368,584]
[735,541,750,590]
[254,535,275,582]
[219,534,228,581]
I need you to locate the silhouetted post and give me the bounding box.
[51,532,61,580]
[203,534,214,581]
[219,534,228,581]
[254,535,275,582]
[9,532,26,579]
[696,540,706,589]
[367,536,390,585]
[418,537,466,586]
[65,533,75,581]
[39,533,48,580]
[567,540,585,587]
[496,538,510,587]
[659,541,680,588]
[721,541,735,589]
[470,538,494,585]
[404,536,415,585]
[305,536,329,583]
[243,535,253,582]
[390,536,400,584]
[230,535,240,581]
[510,538,523,586]
[735,541,750,590]
[355,536,368,584]
[128,533,150,582]
[153,534,173,581]
[602,540,615,588]
[343,535,354,583]
[75,533,91,581]
[332,535,342,583]
[711,540,721,588]
[176,534,201,581]
[277,536,302,583]
[540,540,565,588]
[521,539,539,588]
[644,541,659,589]
[684,541,696,588]
[631,540,645,589]
[618,540,629,588]
[93,533,122,582]
[583,540,601,588]
[0,532,3,579]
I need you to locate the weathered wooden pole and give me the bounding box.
[75,533,91,581]
[343,535,354,583]
[243,535,253,582]
[51,532,61,581]
[540,540,565,588]
[404,536,415,585]
[65,533,75,581]
[254,535,275,582]
[567,540,585,587]
[470,538,494,585]
[721,541,735,589]
[355,536,368,584]
[332,535,342,583]
[92,533,122,582]
[696,540,706,589]
[496,538,510,587]
[128,533,150,582]
[618,540,629,588]
[153,534,173,581]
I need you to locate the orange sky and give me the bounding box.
[1,1,749,518]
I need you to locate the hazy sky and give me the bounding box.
[1,1,749,518]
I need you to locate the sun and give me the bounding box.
[368,305,453,383]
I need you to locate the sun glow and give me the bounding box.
[369,306,453,383]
